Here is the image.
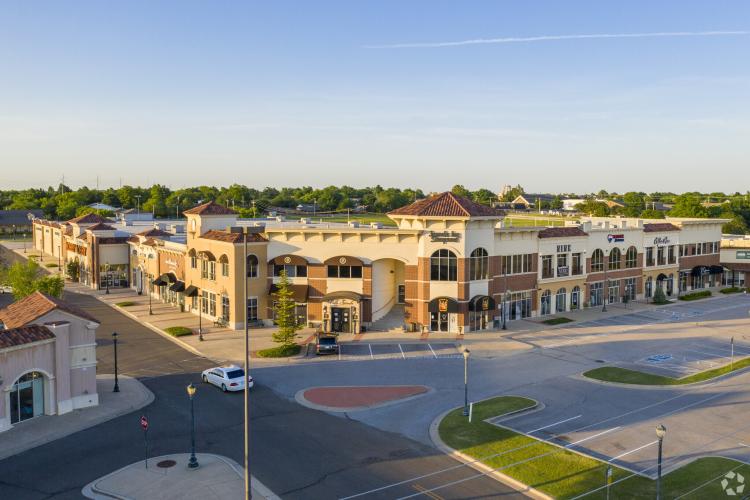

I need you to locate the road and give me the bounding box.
[0,246,523,500]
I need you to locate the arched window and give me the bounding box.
[200,251,216,280]
[10,371,45,424]
[540,290,552,315]
[571,286,581,310]
[246,254,259,278]
[430,249,457,281]
[219,254,229,277]
[556,287,567,312]
[591,249,604,272]
[625,246,638,268]
[608,248,622,270]
[645,276,653,298]
[188,249,197,269]
[469,248,489,280]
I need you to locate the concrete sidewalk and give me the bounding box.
[82,453,279,500]
[0,375,153,461]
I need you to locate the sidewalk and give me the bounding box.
[0,375,153,461]
[82,453,279,500]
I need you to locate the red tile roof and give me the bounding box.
[538,227,588,238]
[200,229,267,243]
[183,201,237,216]
[0,291,99,330]
[388,192,502,218]
[643,223,680,232]
[86,222,116,231]
[0,325,56,349]
[67,213,111,224]
[137,228,173,237]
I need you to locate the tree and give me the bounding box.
[668,194,708,218]
[451,185,472,198]
[652,285,669,305]
[622,192,645,217]
[640,209,666,219]
[473,189,497,206]
[575,200,610,216]
[550,196,563,210]
[66,260,80,281]
[5,260,64,299]
[271,271,301,345]
[500,185,525,202]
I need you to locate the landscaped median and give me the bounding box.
[584,358,750,386]
[437,396,750,498]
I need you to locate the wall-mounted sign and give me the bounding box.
[430,231,461,243]
[165,258,178,269]
[653,236,671,246]
[556,244,572,253]
[557,266,569,277]
[438,298,449,312]
[607,234,625,243]
[737,250,750,260]
[481,297,490,311]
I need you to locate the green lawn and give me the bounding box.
[542,317,574,325]
[164,326,193,337]
[505,217,567,227]
[115,301,136,307]
[317,213,397,226]
[584,358,750,386]
[257,343,301,357]
[439,396,750,498]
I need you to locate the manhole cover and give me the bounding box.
[157,460,177,468]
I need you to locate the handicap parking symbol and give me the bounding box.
[646,354,673,363]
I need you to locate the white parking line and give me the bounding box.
[684,348,730,360]
[527,415,582,434]
[608,440,658,462]
[565,427,621,447]
[427,343,437,359]
[398,344,405,359]
[368,343,374,360]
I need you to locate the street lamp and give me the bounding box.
[602,249,608,312]
[112,331,120,393]
[148,277,153,315]
[462,348,471,417]
[187,383,199,469]
[502,289,511,330]
[105,262,110,294]
[656,424,666,500]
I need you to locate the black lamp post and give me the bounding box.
[187,383,199,469]
[502,289,511,330]
[105,262,110,294]
[462,348,471,417]
[656,424,666,500]
[602,250,608,312]
[198,293,203,341]
[148,278,153,315]
[112,332,120,393]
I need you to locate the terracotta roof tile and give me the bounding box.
[0,325,56,349]
[137,228,173,237]
[0,291,99,330]
[86,222,116,231]
[538,227,588,238]
[643,223,680,232]
[199,229,267,243]
[183,201,237,216]
[388,192,502,218]
[67,213,111,224]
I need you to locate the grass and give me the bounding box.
[257,344,301,358]
[439,396,750,498]
[678,290,712,301]
[115,301,136,307]
[164,326,193,337]
[505,217,567,227]
[542,317,574,325]
[44,263,58,268]
[317,213,397,226]
[720,287,746,294]
[584,357,750,386]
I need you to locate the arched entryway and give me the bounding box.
[322,291,362,334]
[469,295,495,331]
[9,371,47,425]
[428,297,459,333]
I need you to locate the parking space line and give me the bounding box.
[368,344,374,360]
[398,344,405,359]
[564,427,621,447]
[428,344,437,359]
[684,348,730,360]
[608,440,658,462]
[527,415,582,434]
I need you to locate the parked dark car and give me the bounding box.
[316,335,339,355]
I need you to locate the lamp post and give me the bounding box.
[112,331,120,393]
[243,228,251,499]
[198,290,203,341]
[148,277,153,315]
[105,262,110,294]
[187,383,199,468]
[462,348,471,417]
[656,424,666,500]
[502,289,511,330]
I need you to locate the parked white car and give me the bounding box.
[201,365,254,392]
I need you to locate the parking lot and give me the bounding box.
[308,342,461,361]
[624,336,750,377]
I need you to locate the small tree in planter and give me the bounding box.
[653,285,669,305]
[271,270,301,346]
[65,260,80,281]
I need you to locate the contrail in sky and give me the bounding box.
[364,30,750,48]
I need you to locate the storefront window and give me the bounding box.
[591,249,604,272]
[430,249,457,281]
[625,246,637,268]
[608,248,621,270]
[470,248,489,280]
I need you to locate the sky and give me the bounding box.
[1,1,749,194]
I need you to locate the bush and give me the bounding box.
[164,326,193,337]
[115,301,136,307]
[542,317,574,325]
[44,263,58,268]
[257,344,301,358]
[720,287,745,294]
[679,290,712,301]
[652,286,670,304]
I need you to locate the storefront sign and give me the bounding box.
[438,298,449,312]
[557,266,569,277]
[556,244,571,253]
[165,258,178,269]
[653,236,671,246]
[607,234,625,243]
[737,250,750,260]
[430,231,461,243]
[481,297,490,311]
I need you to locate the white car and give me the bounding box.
[201,365,254,392]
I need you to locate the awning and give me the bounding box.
[322,291,361,302]
[428,297,458,313]
[152,276,167,286]
[691,266,709,277]
[184,285,199,297]
[656,273,669,281]
[468,295,495,312]
[154,272,176,286]
[169,281,186,292]
[269,283,308,303]
[709,265,724,275]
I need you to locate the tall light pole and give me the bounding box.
[105,262,110,294]
[187,383,199,469]
[243,227,251,500]
[148,277,153,315]
[112,332,120,393]
[462,348,471,417]
[602,249,608,312]
[656,424,666,500]
[503,288,511,330]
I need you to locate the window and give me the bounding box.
[190,254,197,269]
[572,253,583,275]
[541,255,553,279]
[470,248,489,280]
[696,243,703,255]
[208,261,216,281]
[201,259,208,279]
[555,288,567,312]
[625,246,637,268]
[540,290,552,315]
[608,248,621,270]
[591,249,604,272]
[679,245,685,257]
[668,245,676,264]
[219,255,229,277]
[247,297,258,321]
[645,277,653,298]
[501,254,532,275]
[209,292,216,317]
[608,280,620,304]
[657,246,665,266]
[590,282,603,306]
[571,286,581,310]
[247,255,258,278]
[221,295,230,320]
[273,264,307,278]
[328,265,363,278]
[430,249,457,281]
[624,278,636,301]
[556,253,568,277]
[512,254,522,274]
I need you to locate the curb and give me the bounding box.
[428,399,552,500]
[576,361,750,390]
[294,385,433,413]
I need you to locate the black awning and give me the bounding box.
[691,266,709,277]
[184,285,199,297]
[153,276,167,286]
[269,283,308,303]
[154,272,176,286]
[469,295,496,312]
[170,281,186,292]
[428,297,458,313]
[709,265,724,275]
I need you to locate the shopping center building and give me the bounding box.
[32,192,730,334]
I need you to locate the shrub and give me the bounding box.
[679,290,712,301]
[720,287,744,294]
[652,286,670,304]
[257,344,301,358]
[164,326,193,337]
[45,263,58,268]
[542,317,574,325]
[115,301,136,307]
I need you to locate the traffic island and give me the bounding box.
[433,396,750,499]
[82,453,279,500]
[583,359,750,386]
[296,385,430,412]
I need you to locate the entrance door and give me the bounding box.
[430,312,449,332]
[331,307,350,333]
[10,372,44,424]
[397,284,405,304]
[448,313,458,333]
[295,304,307,327]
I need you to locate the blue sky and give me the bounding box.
[1,1,749,193]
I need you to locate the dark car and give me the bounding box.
[316,335,339,355]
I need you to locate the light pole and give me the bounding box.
[112,331,120,393]
[656,424,666,500]
[105,262,110,294]
[602,249,608,312]
[148,277,153,315]
[187,383,199,469]
[462,348,471,417]
[502,289,511,330]
[243,227,251,499]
